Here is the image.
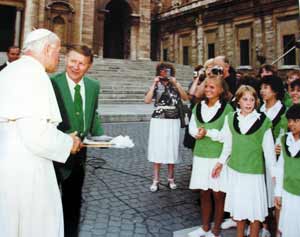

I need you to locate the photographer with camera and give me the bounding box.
[144,62,188,192]
[183,64,206,150]
[214,56,237,95]
[192,59,225,100]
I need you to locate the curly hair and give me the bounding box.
[155,62,176,76]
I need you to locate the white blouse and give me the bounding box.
[260,100,283,121]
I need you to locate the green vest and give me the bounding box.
[193,102,233,158]
[282,135,300,196]
[227,112,272,174]
[271,104,287,140]
[283,91,293,108]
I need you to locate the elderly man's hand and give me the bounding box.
[70,132,81,154]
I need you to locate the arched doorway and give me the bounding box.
[0,5,16,51]
[103,0,131,59]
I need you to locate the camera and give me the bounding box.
[211,65,224,75]
[160,68,171,81]
[166,68,171,77]
[193,68,206,82]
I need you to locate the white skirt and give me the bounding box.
[189,156,227,192]
[279,190,300,237]
[225,167,268,222]
[265,167,275,208]
[147,118,181,164]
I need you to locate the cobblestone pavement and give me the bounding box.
[79,122,235,237]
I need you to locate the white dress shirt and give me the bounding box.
[66,73,86,113]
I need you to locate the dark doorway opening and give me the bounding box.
[104,0,131,59]
[0,5,16,51]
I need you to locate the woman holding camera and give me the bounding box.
[144,62,188,192]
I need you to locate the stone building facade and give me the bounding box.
[0,0,299,69]
[152,0,300,69]
[0,0,151,60]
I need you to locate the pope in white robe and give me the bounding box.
[0,29,74,237]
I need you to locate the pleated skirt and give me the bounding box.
[147,118,181,164]
[189,156,227,192]
[224,167,268,222]
[279,190,300,237]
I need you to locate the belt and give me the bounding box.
[156,106,176,110]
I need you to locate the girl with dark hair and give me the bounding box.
[274,104,300,237]
[259,75,287,237]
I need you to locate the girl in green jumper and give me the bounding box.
[188,75,232,237]
[212,85,277,237]
[259,75,286,237]
[274,104,300,237]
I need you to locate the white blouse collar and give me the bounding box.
[260,100,283,119]
[237,109,261,121]
[286,132,300,157]
[201,100,221,110]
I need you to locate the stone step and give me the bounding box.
[99,93,144,99]
[99,82,190,89]
[101,88,146,94]
[56,57,193,105]
[99,98,144,104]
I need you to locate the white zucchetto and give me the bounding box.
[23,28,53,47]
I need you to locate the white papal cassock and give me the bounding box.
[0,56,73,237]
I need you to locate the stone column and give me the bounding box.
[82,0,95,46]
[14,8,22,46]
[217,23,225,56]
[137,0,151,60]
[94,9,107,58]
[225,22,234,65]
[263,15,276,64]
[196,15,204,65]
[24,0,39,38]
[173,33,179,63]
[130,15,140,60]
[72,0,83,44]
[254,17,264,67]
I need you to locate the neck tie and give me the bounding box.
[74,84,84,135]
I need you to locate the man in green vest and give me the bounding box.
[51,45,104,237]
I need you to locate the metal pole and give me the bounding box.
[271,46,296,65]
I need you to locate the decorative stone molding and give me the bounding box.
[45,1,75,48]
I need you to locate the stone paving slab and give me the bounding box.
[79,122,236,237]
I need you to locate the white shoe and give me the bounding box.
[167,178,177,190]
[205,231,222,237]
[150,180,159,192]
[260,228,271,237]
[188,227,209,237]
[221,218,237,229]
